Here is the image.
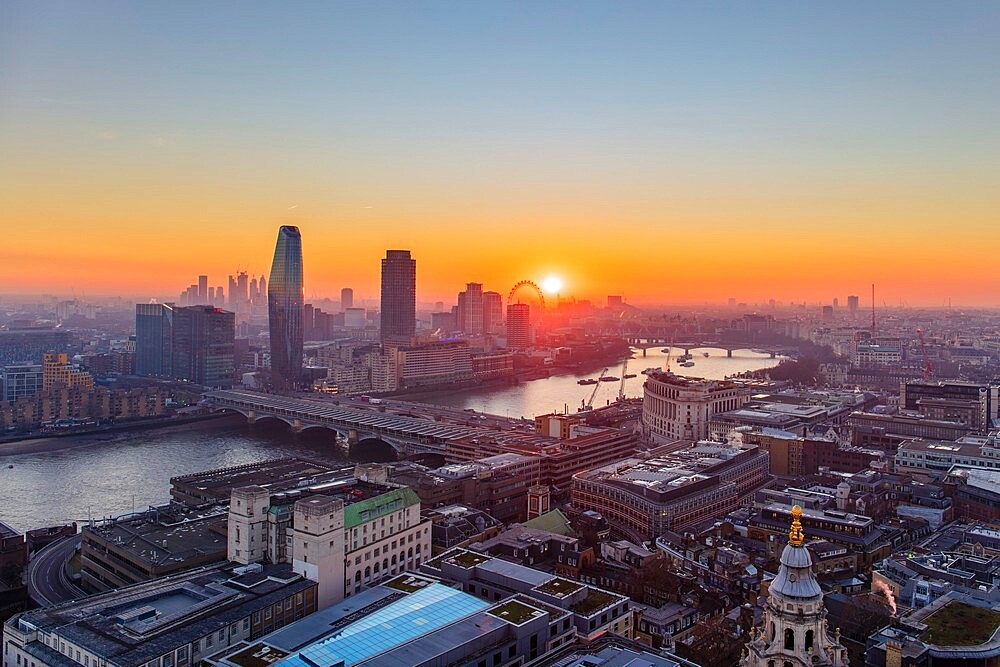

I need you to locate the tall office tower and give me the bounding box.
[171,306,235,387]
[259,275,266,299]
[380,250,416,343]
[250,277,258,303]
[341,287,354,310]
[483,291,503,334]
[268,226,304,390]
[833,297,839,309]
[215,286,225,307]
[303,304,315,341]
[506,303,532,350]
[228,275,238,309]
[136,303,175,376]
[198,275,208,303]
[237,272,249,307]
[208,287,216,303]
[456,282,484,335]
[847,295,859,313]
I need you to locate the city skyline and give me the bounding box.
[2,3,999,306]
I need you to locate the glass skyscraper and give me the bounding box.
[268,225,304,389]
[380,250,416,343]
[135,303,174,377]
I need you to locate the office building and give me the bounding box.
[198,275,208,302]
[483,291,503,334]
[1,363,43,403]
[380,250,416,343]
[641,371,751,443]
[42,353,93,391]
[506,303,532,350]
[172,306,235,387]
[267,226,304,390]
[340,287,353,310]
[0,328,72,367]
[391,340,474,389]
[847,294,859,313]
[3,562,317,667]
[205,572,600,667]
[571,442,770,541]
[740,506,848,666]
[456,282,484,335]
[607,295,623,309]
[135,303,174,376]
[227,468,432,608]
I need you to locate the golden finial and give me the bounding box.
[789,504,805,546]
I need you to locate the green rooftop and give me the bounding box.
[384,574,435,593]
[570,588,619,616]
[343,487,421,529]
[448,550,491,568]
[489,599,544,625]
[534,577,583,597]
[522,509,577,537]
[920,601,1000,647]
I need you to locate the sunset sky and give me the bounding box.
[2,2,999,306]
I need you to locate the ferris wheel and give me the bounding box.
[507,280,546,309]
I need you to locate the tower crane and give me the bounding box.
[917,327,933,380]
[618,358,628,402]
[583,367,608,411]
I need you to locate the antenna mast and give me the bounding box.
[871,283,877,338]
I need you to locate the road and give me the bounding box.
[28,535,86,606]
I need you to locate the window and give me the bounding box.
[243,619,250,631]
[784,629,794,651]
[805,629,814,651]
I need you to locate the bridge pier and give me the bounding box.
[727,349,733,358]
[770,351,776,358]
[291,418,303,434]
[247,410,256,425]
[348,429,359,447]
[642,348,647,357]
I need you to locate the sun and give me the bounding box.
[541,276,563,294]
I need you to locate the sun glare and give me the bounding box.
[542,276,563,294]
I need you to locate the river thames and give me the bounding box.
[0,346,780,532]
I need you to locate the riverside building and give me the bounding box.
[642,371,751,443]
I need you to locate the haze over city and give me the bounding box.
[3,2,1000,305]
[5,4,1000,667]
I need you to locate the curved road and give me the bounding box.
[28,535,86,606]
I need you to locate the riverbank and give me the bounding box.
[0,412,241,457]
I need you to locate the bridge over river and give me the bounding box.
[202,390,509,456]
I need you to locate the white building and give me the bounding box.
[642,371,751,443]
[228,471,431,609]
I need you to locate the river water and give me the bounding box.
[0,346,779,532]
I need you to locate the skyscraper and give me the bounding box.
[198,275,208,303]
[268,226,304,390]
[172,306,235,387]
[483,291,503,335]
[135,303,174,376]
[341,287,354,310]
[380,250,416,343]
[456,282,484,335]
[506,303,532,350]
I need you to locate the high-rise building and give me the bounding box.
[171,306,235,387]
[198,275,208,303]
[740,506,848,666]
[483,291,503,334]
[268,225,304,390]
[847,294,859,313]
[456,282,484,335]
[607,295,623,309]
[506,303,532,350]
[135,303,174,377]
[340,287,354,310]
[380,249,416,343]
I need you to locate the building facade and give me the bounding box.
[171,306,235,387]
[642,372,751,443]
[380,249,416,343]
[267,225,304,390]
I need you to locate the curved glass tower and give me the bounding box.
[267,226,303,390]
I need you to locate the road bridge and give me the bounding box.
[625,339,796,358]
[203,390,502,456]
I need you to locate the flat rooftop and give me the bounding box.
[83,506,227,567]
[170,458,353,503]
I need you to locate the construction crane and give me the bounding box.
[584,367,608,411]
[917,327,933,380]
[617,361,627,402]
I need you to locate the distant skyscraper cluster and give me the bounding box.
[380,250,416,343]
[178,275,225,307]
[268,226,304,390]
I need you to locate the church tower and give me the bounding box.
[741,505,848,667]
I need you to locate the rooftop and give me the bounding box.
[920,601,1000,647]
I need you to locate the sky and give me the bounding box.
[1,1,999,306]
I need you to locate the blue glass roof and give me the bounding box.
[276,584,490,667]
